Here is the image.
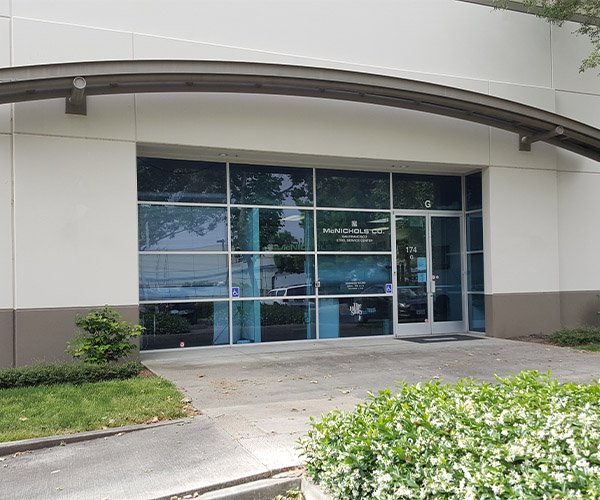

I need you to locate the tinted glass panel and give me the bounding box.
[139,301,229,349]
[466,172,483,211]
[317,211,391,251]
[232,300,316,343]
[230,164,313,206]
[393,173,462,210]
[137,157,227,204]
[318,255,392,295]
[431,216,463,322]
[467,212,483,252]
[230,208,313,252]
[396,215,428,323]
[232,254,314,298]
[468,294,485,332]
[319,297,392,338]
[139,254,228,300]
[316,169,389,209]
[138,205,227,252]
[468,253,484,292]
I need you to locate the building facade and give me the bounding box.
[1,0,600,367]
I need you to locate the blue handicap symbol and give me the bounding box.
[232,287,240,298]
[385,283,393,294]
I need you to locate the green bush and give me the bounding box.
[140,311,191,335]
[67,306,144,364]
[299,371,600,499]
[550,326,600,346]
[0,361,143,390]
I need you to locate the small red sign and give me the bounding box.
[179,341,185,348]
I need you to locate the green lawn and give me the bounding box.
[580,343,600,352]
[0,377,188,442]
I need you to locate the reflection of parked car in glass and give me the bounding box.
[398,287,427,319]
[267,284,312,304]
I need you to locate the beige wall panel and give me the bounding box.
[0,0,9,17]
[485,292,561,338]
[556,149,600,175]
[14,1,551,87]
[0,310,13,369]
[555,91,600,130]
[0,134,12,309]
[490,129,557,170]
[0,105,11,134]
[136,93,491,167]
[14,135,138,308]
[0,17,10,67]
[14,306,139,367]
[12,18,133,66]
[552,23,600,96]
[487,167,559,294]
[15,96,135,141]
[133,34,491,94]
[557,171,600,292]
[489,82,555,113]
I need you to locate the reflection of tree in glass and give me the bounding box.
[138,206,226,251]
[316,170,389,209]
[137,157,227,203]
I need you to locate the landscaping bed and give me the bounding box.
[299,371,600,499]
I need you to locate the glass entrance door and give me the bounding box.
[394,213,465,335]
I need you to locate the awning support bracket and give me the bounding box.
[519,125,564,151]
[65,77,87,115]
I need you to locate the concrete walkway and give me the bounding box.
[1,335,598,499]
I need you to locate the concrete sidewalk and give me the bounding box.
[1,335,598,499]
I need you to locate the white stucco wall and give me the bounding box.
[0,133,12,309]
[13,134,138,309]
[486,166,560,294]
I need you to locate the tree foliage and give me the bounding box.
[495,0,600,72]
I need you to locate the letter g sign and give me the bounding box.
[424,200,432,209]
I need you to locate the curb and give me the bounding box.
[151,469,333,500]
[0,418,190,457]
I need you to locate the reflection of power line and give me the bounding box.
[217,238,225,251]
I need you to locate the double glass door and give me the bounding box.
[394,213,465,335]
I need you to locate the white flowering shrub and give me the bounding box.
[299,371,600,499]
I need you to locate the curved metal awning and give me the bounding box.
[1,60,599,161]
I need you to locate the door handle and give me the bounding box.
[430,280,436,294]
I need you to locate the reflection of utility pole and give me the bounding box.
[217,238,225,251]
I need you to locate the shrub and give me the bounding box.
[67,306,144,364]
[299,371,600,499]
[0,361,143,389]
[550,326,600,346]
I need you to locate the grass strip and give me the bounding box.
[0,377,187,442]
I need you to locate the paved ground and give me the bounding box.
[1,335,598,499]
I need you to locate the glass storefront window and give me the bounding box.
[139,301,229,349]
[231,254,315,298]
[139,254,228,300]
[229,164,313,207]
[467,212,483,252]
[466,172,483,211]
[319,297,392,338]
[393,173,462,210]
[318,255,392,295]
[137,157,227,204]
[467,253,484,292]
[230,208,314,252]
[138,205,228,252]
[468,294,485,332]
[317,211,391,251]
[232,300,316,343]
[316,169,390,209]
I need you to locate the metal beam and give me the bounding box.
[1,60,599,161]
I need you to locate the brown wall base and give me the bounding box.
[0,310,14,369]
[10,305,139,368]
[485,290,600,339]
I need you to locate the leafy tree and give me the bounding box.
[494,0,600,72]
